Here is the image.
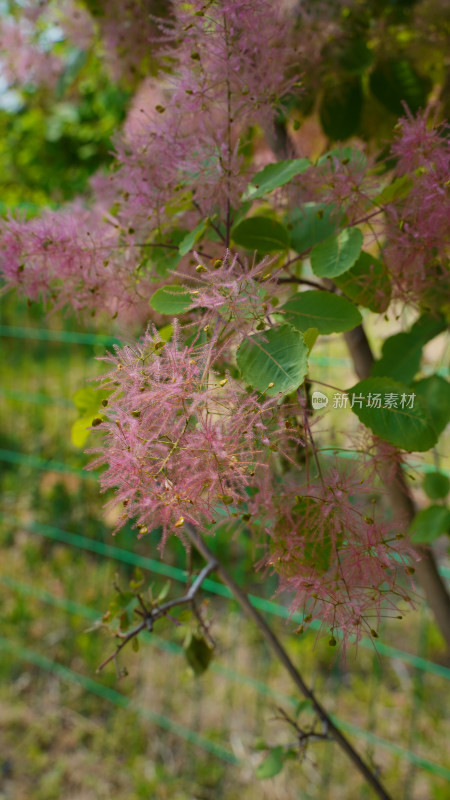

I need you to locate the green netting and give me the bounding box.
[1,576,449,779]
[0,636,239,765]
[2,514,449,680]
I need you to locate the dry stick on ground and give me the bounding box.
[345,325,450,650]
[185,523,393,800]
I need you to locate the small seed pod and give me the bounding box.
[174,516,185,528]
[91,417,103,427]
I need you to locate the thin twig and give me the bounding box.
[278,276,325,290]
[97,559,218,672]
[185,523,393,800]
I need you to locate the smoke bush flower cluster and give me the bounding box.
[90,327,293,549]
[0,203,153,319]
[100,0,298,228]
[382,110,450,306]
[185,250,279,332]
[252,467,415,645]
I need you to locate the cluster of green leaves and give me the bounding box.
[287,0,446,144]
[148,155,449,457]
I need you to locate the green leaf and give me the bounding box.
[371,315,446,383]
[339,38,374,75]
[56,48,87,99]
[409,313,447,343]
[71,415,100,448]
[370,58,430,116]
[287,203,342,255]
[319,77,363,141]
[184,633,213,676]
[302,327,319,352]
[146,231,186,276]
[349,377,438,451]
[317,147,367,171]
[256,746,285,779]
[237,325,308,396]
[72,387,103,414]
[149,285,193,314]
[243,158,310,200]
[373,175,413,206]
[334,251,391,313]
[71,386,110,448]
[412,375,450,440]
[157,580,171,601]
[281,291,361,334]
[423,472,450,501]
[178,218,210,256]
[158,324,173,342]
[310,228,363,278]
[371,333,423,384]
[409,506,450,544]
[231,216,290,253]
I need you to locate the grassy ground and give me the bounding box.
[0,292,449,800]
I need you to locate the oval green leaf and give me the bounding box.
[149,285,193,314]
[178,218,210,256]
[374,175,413,206]
[287,202,342,255]
[371,333,423,384]
[409,505,450,544]
[349,377,438,452]
[423,472,450,501]
[237,324,308,396]
[319,78,363,141]
[310,227,363,278]
[243,158,310,201]
[334,251,391,313]
[412,375,450,440]
[256,746,285,780]
[231,216,290,253]
[281,291,361,334]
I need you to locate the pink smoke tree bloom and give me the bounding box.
[253,466,416,646]
[382,110,450,306]
[90,324,300,550]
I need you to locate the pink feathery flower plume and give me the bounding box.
[89,325,288,550]
[0,204,152,321]
[250,465,416,646]
[382,108,450,306]
[182,249,280,332]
